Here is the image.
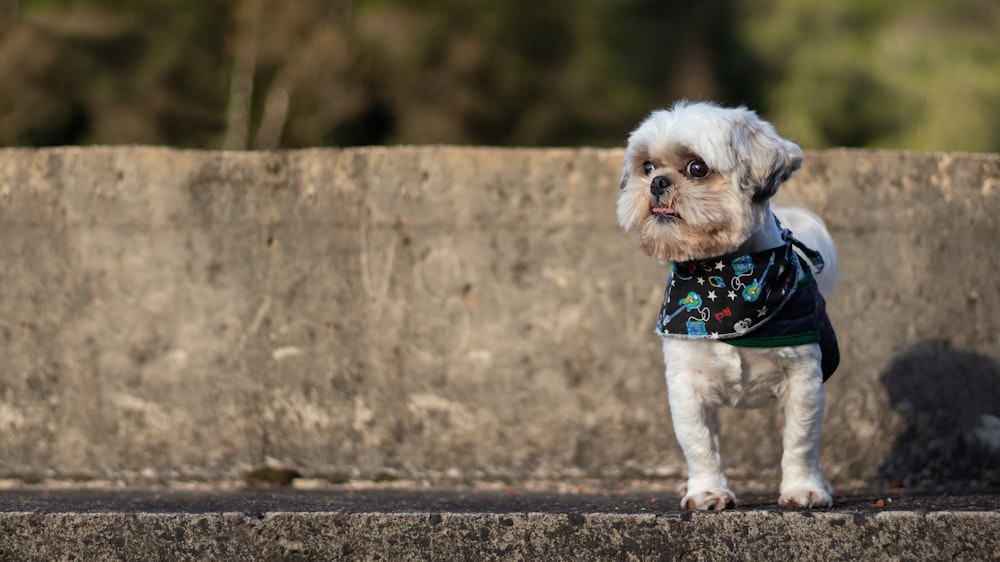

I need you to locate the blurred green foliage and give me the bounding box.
[1,0,998,151]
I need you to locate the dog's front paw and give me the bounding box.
[680,487,737,511]
[778,484,833,508]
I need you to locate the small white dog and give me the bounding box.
[617,101,840,510]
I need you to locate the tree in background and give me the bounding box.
[0,0,229,146]
[740,0,1000,152]
[1,0,998,151]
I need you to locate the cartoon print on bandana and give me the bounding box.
[659,290,711,336]
[731,251,777,303]
[655,224,823,340]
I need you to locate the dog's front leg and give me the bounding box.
[778,354,833,508]
[666,369,736,510]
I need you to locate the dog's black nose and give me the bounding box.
[650,175,672,196]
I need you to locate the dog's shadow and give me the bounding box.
[876,339,1000,491]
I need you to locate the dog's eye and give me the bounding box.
[686,158,710,179]
[642,161,655,175]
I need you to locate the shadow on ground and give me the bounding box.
[876,339,1000,491]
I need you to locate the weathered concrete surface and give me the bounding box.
[1,489,998,561]
[0,147,998,488]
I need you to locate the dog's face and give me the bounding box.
[617,101,803,262]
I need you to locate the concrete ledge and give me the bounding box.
[1,147,999,488]
[1,490,997,561]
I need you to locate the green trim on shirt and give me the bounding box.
[722,332,821,348]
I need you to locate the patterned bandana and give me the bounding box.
[655,218,825,340]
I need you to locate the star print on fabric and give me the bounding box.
[655,213,834,344]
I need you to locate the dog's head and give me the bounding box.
[616,100,802,262]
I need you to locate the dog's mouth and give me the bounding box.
[651,206,682,222]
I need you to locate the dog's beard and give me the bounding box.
[618,174,768,262]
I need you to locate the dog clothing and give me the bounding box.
[655,219,839,380]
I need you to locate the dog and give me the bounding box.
[616,100,840,510]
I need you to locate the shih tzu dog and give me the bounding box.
[617,101,840,510]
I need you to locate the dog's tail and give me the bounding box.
[773,206,840,297]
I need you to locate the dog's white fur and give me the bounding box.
[617,101,837,510]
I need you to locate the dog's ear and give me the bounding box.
[619,163,631,191]
[734,118,803,203]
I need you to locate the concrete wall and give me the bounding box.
[0,147,998,487]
